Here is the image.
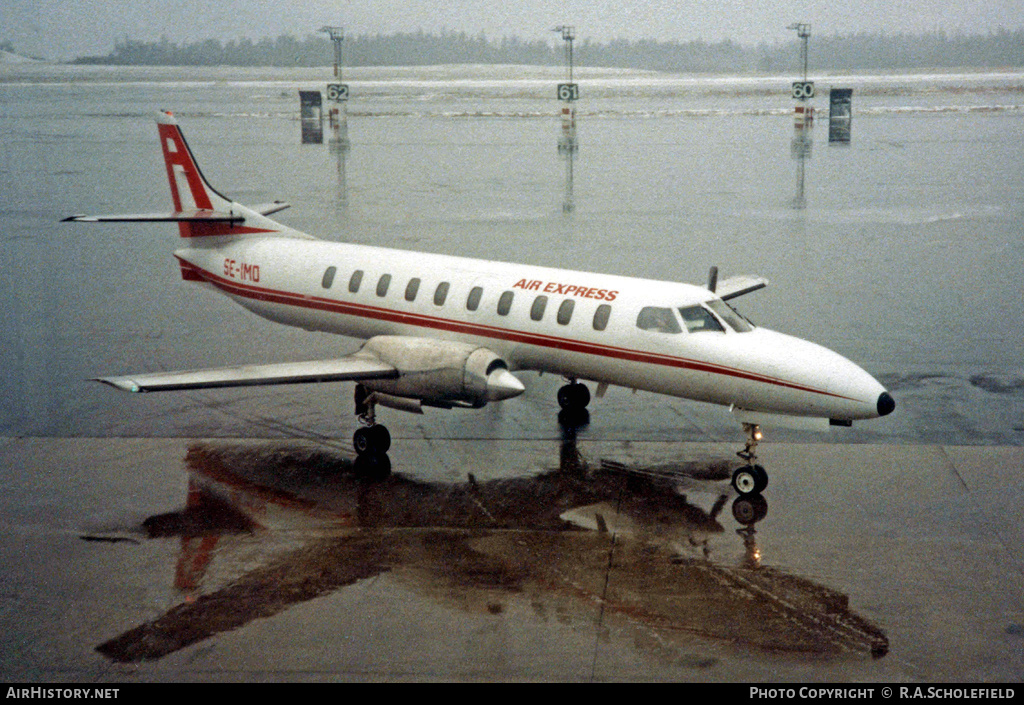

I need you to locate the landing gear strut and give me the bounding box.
[353,384,391,478]
[731,422,768,496]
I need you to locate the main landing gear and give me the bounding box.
[353,384,391,479]
[732,422,768,496]
[557,380,591,428]
[557,381,590,411]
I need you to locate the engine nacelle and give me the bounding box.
[357,336,524,408]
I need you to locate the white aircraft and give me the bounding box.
[66,112,894,494]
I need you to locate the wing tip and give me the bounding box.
[93,377,144,393]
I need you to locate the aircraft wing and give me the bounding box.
[716,275,768,300]
[96,356,398,393]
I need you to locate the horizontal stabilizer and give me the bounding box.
[251,201,291,216]
[63,209,245,224]
[716,275,768,301]
[96,357,398,393]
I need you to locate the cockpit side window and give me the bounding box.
[636,306,682,334]
[678,305,725,333]
[705,299,754,333]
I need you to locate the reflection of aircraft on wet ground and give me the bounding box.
[65,113,894,494]
[91,441,887,664]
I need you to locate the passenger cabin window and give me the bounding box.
[705,299,754,332]
[348,270,363,293]
[593,304,612,331]
[321,266,337,289]
[531,295,548,321]
[434,282,450,306]
[497,291,514,316]
[557,299,575,326]
[405,278,421,302]
[636,306,682,334]
[467,286,483,311]
[679,304,725,333]
[376,274,391,297]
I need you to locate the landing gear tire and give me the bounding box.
[354,424,391,455]
[557,382,590,410]
[732,494,769,525]
[557,382,590,429]
[752,464,768,492]
[732,464,768,496]
[353,451,391,480]
[370,425,391,453]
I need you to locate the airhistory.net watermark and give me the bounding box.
[6,689,119,700]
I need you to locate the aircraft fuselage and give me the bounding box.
[175,236,888,423]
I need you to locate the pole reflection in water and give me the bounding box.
[329,104,349,210]
[792,118,813,210]
[93,439,888,664]
[558,106,578,213]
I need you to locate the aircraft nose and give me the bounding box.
[877,391,896,417]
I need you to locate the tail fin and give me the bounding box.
[156,111,291,239]
[157,111,235,237]
[65,112,305,240]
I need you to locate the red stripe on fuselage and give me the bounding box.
[176,258,851,401]
[179,260,205,281]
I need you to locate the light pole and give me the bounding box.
[787,23,813,207]
[320,25,344,79]
[552,26,578,212]
[552,25,575,83]
[787,23,811,83]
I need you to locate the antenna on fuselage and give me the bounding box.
[707,266,719,293]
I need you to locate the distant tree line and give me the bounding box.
[582,30,1024,72]
[0,39,45,60]
[70,29,1024,71]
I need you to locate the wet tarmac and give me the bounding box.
[2,65,1023,683]
[2,433,1022,681]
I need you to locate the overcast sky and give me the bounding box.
[4,0,1023,61]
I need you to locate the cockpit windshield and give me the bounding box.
[678,305,725,333]
[636,301,755,335]
[705,299,755,332]
[677,301,755,334]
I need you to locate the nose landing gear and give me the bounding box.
[732,422,768,496]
